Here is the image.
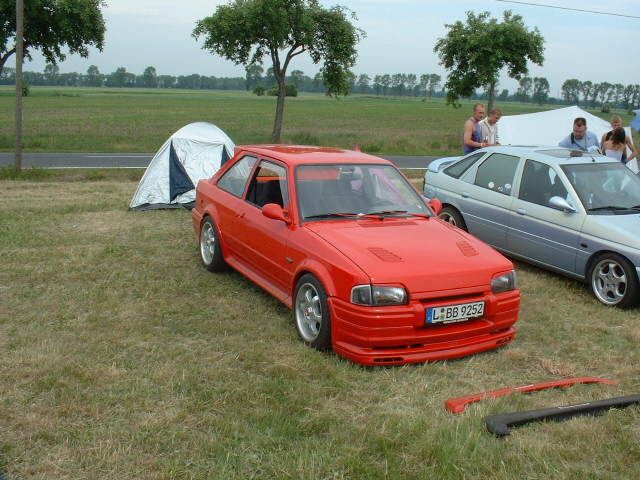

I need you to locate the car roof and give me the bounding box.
[235,145,393,166]
[477,145,617,166]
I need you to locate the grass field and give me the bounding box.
[1,171,639,479]
[1,86,637,156]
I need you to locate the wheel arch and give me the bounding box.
[292,261,338,299]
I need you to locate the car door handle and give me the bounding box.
[461,192,470,198]
[516,208,526,216]
[235,212,245,218]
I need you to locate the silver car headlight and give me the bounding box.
[491,271,518,293]
[351,285,408,306]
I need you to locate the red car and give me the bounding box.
[192,146,520,366]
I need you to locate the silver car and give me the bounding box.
[423,146,640,308]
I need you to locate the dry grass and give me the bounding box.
[1,175,639,479]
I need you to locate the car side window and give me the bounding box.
[444,152,484,179]
[246,160,289,208]
[217,155,257,197]
[474,153,519,195]
[519,159,569,208]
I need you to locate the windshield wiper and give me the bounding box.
[588,205,634,212]
[366,209,430,218]
[304,212,362,220]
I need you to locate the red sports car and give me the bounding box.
[192,146,520,366]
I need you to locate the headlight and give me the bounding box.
[351,285,408,306]
[491,271,517,293]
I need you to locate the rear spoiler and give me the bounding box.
[486,393,640,436]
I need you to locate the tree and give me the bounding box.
[245,63,263,91]
[44,63,59,84]
[532,76,549,105]
[140,66,157,88]
[356,73,370,94]
[288,69,305,89]
[85,64,102,87]
[0,0,106,77]
[561,79,581,105]
[194,0,363,143]
[515,76,532,102]
[580,80,593,106]
[427,74,441,99]
[434,10,544,112]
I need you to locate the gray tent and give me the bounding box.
[130,122,235,210]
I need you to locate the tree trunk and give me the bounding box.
[487,82,496,113]
[15,0,24,174]
[271,77,286,143]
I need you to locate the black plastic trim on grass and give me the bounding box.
[486,394,640,436]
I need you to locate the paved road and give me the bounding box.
[0,152,438,169]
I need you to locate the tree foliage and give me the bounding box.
[0,0,106,76]
[434,10,544,111]
[193,0,362,142]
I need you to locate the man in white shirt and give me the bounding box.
[479,107,502,145]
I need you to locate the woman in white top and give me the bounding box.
[600,115,637,163]
[602,127,627,163]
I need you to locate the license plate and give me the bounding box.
[426,301,485,324]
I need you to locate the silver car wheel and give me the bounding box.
[591,259,627,305]
[439,211,458,226]
[200,222,216,265]
[295,282,322,342]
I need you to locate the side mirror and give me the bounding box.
[549,196,576,213]
[428,197,443,215]
[262,203,291,223]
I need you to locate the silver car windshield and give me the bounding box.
[296,164,430,220]
[561,163,640,214]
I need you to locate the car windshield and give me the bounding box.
[296,164,430,220]
[561,162,640,214]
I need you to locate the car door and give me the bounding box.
[239,159,294,293]
[215,155,258,260]
[507,159,584,273]
[458,152,520,249]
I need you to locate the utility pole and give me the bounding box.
[15,0,24,174]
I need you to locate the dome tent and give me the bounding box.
[130,122,235,210]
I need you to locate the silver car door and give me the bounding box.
[458,152,520,249]
[508,159,584,273]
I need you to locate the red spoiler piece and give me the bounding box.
[446,377,618,414]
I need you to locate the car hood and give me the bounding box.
[582,213,640,250]
[305,218,513,294]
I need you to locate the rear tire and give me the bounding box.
[588,253,639,308]
[199,217,226,272]
[438,206,467,231]
[294,274,332,351]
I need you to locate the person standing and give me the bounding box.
[463,103,489,154]
[602,127,628,163]
[600,115,637,162]
[558,117,600,152]
[479,107,502,146]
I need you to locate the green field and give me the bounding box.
[1,86,637,156]
[1,172,639,479]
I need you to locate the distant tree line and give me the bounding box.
[2,64,639,111]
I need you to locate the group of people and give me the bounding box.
[558,115,637,164]
[463,103,502,154]
[462,103,638,168]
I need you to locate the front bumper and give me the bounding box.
[330,289,520,366]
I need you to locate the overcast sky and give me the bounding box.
[23,0,639,96]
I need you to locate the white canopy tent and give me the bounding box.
[130,122,235,210]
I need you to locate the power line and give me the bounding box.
[496,0,640,19]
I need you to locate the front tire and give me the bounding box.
[438,206,467,231]
[588,253,639,308]
[294,274,332,350]
[199,217,226,272]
